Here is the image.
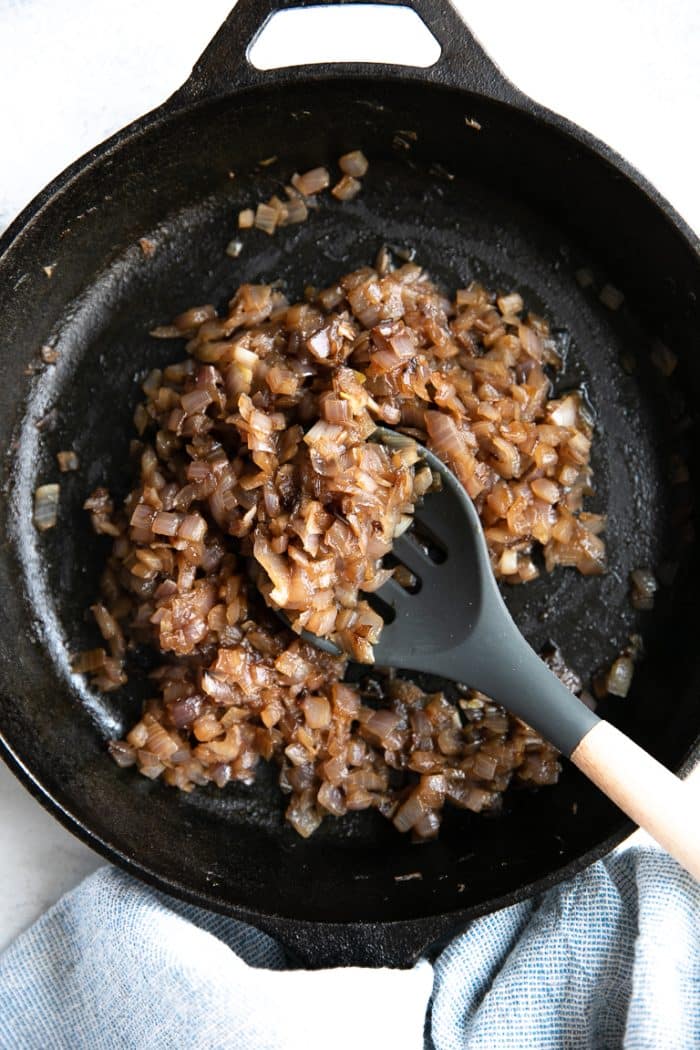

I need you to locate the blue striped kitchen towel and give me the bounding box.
[0,844,697,1049]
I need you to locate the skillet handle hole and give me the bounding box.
[247,4,441,71]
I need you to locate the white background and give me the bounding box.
[0,0,698,952]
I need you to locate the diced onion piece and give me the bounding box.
[630,567,657,610]
[606,656,634,697]
[393,790,424,833]
[286,797,322,838]
[599,283,624,310]
[181,389,212,415]
[549,394,578,427]
[152,511,181,536]
[130,503,155,531]
[41,345,60,363]
[178,514,207,542]
[497,292,523,316]
[57,450,79,472]
[499,549,518,575]
[72,648,107,673]
[365,709,400,743]
[530,478,560,504]
[150,324,181,339]
[137,751,165,780]
[175,305,217,331]
[254,202,278,235]
[283,187,309,224]
[473,753,498,780]
[109,740,136,768]
[307,328,331,360]
[650,341,677,377]
[339,150,369,177]
[34,483,60,531]
[630,568,656,594]
[292,167,330,196]
[302,695,331,729]
[332,175,361,201]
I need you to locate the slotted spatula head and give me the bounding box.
[308,427,599,758]
[368,428,497,668]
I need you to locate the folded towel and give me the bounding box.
[0,845,697,1049]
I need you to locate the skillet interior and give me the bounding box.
[1,78,698,943]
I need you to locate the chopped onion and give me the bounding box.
[152,511,181,537]
[630,567,658,610]
[40,344,60,364]
[34,483,60,531]
[302,696,331,729]
[291,167,330,196]
[549,394,578,427]
[254,202,278,235]
[109,740,136,768]
[57,450,79,472]
[72,648,107,673]
[499,549,518,575]
[307,328,331,360]
[393,790,424,833]
[181,388,212,415]
[130,503,155,531]
[606,656,634,698]
[650,340,677,377]
[332,175,361,201]
[530,478,560,504]
[90,256,596,842]
[599,283,624,310]
[175,305,217,331]
[339,150,368,177]
[365,709,401,743]
[178,514,207,541]
[497,292,523,316]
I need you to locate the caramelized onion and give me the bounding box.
[87,258,600,840]
[339,150,369,177]
[291,167,330,196]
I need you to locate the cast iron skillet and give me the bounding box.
[1,0,698,968]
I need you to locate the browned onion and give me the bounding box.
[606,656,634,698]
[332,175,362,201]
[57,450,79,472]
[85,258,604,840]
[34,483,60,531]
[291,167,330,196]
[339,150,369,177]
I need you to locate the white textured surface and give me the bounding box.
[0,762,101,951]
[0,0,698,954]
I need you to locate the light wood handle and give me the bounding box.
[571,721,700,881]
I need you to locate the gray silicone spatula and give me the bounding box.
[313,428,700,879]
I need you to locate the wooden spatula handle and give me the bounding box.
[571,721,700,881]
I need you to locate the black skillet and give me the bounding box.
[1,0,698,968]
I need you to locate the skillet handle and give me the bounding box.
[173,0,523,105]
[251,909,467,968]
